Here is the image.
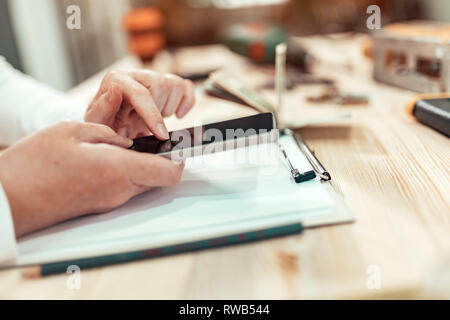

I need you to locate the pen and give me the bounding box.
[282,129,331,181]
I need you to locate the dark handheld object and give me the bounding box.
[411,97,450,137]
[129,113,276,157]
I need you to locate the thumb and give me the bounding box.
[121,150,185,189]
[78,122,133,148]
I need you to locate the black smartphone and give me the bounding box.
[129,113,277,158]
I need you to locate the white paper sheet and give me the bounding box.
[11,135,334,266]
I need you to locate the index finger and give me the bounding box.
[108,73,170,140]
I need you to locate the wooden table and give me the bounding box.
[1,35,449,299]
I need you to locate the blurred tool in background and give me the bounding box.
[370,20,450,93]
[222,23,287,64]
[222,23,314,72]
[406,93,450,137]
[306,85,369,106]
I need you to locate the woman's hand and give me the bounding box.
[85,69,195,140]
[0,121,184,237]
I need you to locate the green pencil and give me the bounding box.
[23,223,303,278]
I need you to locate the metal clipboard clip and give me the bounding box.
[281,128,332,182]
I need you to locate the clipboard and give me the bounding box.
[209,63,354,229]
[3,131,354,268]
[278,130,354,228]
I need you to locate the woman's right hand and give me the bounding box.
[0,121,184,237]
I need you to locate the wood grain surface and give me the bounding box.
[0,35,449,299]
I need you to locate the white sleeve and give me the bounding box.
[0,181,17,265]
[0,56,87,146]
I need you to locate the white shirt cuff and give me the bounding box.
[0,56,86,147]
[0,181,18,265]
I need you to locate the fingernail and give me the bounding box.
[126,138,134,148]
[156,123,170,140]
[172,157,186,166]
[170,153,186,165]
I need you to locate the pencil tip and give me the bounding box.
[22,266,41,279]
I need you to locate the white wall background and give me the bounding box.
[7,0,130,91]
[8,0,74,90]
[421,0,450,22]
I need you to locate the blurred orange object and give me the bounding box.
[128,33,166,60]
[123,7,165,32]
[122,7,166,60]
[361,36,373,60]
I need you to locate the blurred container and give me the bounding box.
[122,7,166,60]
